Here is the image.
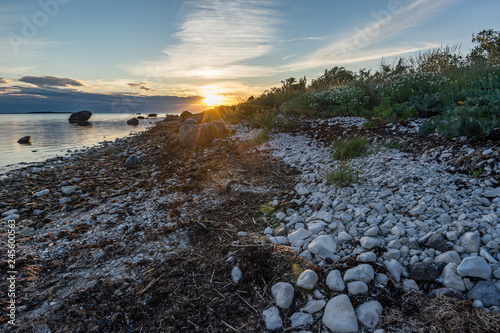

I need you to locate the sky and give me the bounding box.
[0,0,499,114]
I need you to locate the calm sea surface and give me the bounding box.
[0,113,166,174]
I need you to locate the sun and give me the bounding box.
[203,94,225,106]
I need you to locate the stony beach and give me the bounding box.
[1,114,500,332]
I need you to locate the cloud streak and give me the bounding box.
[283,0,458,71]
[0,85,203,114]
[19,75,85,88]
[134,0,280,79]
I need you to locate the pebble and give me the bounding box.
[124,154,140,167]
[467,281,500,307]
[343,264,375,284]
[326,270,345,291]
[457,257,492,279]
[409,262,439,282]
[33,189,49,197]
[2,209,18,217]
[231,266,242,283]
[460,232,480,253]
[360,237,380,249]
[61,186,78,195]
[296,269,318,290]
[347,281,368,295]
[441,263,465,292]
[356,300,383,329]
[384,259,402,282]
[300,300,326,314]
[2,214,20,221]
[271,282,294,309]
[290,312,313,328]
[263,307,282,331]
[307,235,336,254]
[322,295,358,333]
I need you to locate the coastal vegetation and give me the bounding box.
[213,29,500,140]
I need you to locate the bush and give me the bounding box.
[281,85,368,116]
[331,137,369,161]
[253,129,271,144]
[325,162,360,187]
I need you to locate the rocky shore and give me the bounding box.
[1,114,499,332]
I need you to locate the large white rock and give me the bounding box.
[441,263,465,292]
[360,237,381,249]
[271,282,294,309]
[322,295,358,332]
[61,186,78,195]
[288,228,313,244]
[263,307,282,331]
[356,300,383,329]
[460,232,480,253]
[483,188,500,198]
[296,269,318,290]
[384,259,402,281]
[457,257,492,279]
[326,270,345,291]
[347,281,368,295]
[343,264,375,284]
[308,235,336,254]
[300,299,326,314]
[290,312,313,328]
[434,251,461,264]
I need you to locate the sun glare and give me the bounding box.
[203,94,225,106]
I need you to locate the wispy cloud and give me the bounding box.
[283,0,458,71]
[127,81,155,92]
[132,0,280,79]
[19,75,85,88]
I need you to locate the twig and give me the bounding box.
[221,320,239,332]
[236,293,259,314]
[140,273,164,295]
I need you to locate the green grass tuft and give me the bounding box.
[325,162,360,187]
[331,137,370,161]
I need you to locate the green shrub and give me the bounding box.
[373,97,417,124]
[383,139,410,150]
[281,85,368,116]
[326,162,360,187]
[253,129,271,144]
[331,137,369,161]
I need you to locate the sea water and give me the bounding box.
[0,113,165,173]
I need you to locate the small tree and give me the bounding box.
[469,29,500,64]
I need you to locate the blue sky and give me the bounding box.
[0,0,499,113]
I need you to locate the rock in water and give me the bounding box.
[322,294,358,332]
[127,118,139,126]
[68,110,92,124]
[147,113,157,117]
[17,136,31,144]
[125,154,140,167]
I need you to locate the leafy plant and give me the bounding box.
[325,162,360,187]
[253,129,271,144]
[331,137,369,161]
[383,139,410,150]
